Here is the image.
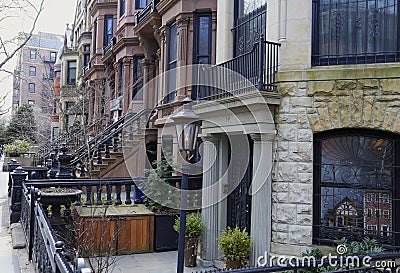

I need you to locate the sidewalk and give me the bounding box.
[0,158,34,272]
[1,159,217,273]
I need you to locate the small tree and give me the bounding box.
[6,103,38,143]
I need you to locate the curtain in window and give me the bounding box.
[319,0,398,56]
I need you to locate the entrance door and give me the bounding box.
[227,136,253,232]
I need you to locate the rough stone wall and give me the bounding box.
[271,71,400,256]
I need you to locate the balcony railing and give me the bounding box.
[82,62,91,75]
[194,37,280,101]
[102,37,116,56]
[135,0,160,26]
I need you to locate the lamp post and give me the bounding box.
[171,97,201,273]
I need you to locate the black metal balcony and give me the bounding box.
[103,37,116,56]
[135,0,160,26]
[194,37,280,101]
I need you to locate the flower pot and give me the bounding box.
[225,259,241,269]
[184,237,199,267]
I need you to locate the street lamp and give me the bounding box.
[171,97,201,273]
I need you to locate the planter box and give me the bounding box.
[154,213,178,251]
[74,204,154,255]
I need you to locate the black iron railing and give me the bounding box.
[103,37,116,56]
[195,38,280,101]
[135,0,160,26]
[233,4,266,56]
[20,184,90,273]
[70,109,152,176]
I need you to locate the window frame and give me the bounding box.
[313,129,400,248]
[132,55,144,100]
[50,52,57,62]
[28,83,35,93]
[30,49,36,59]
[312,0,400,66]
[103,15,114,47]
[135,0,147,9]
[29,66,36,76]
[120,0,126,16]
[166,22,178,103]
[67,61,77,85]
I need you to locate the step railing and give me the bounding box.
[71,109,153,177]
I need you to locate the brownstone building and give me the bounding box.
[13,32,63,141]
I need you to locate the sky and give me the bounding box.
[0,0,76,119]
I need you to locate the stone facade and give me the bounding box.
[271,63,400,255]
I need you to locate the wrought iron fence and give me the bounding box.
[135,0,160,25]
[195,38,280,101]
[20,184,90,273]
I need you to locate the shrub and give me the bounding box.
[217,226,252,262]
[173,213,205,238]
[5,139,30,154]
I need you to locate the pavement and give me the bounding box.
[0,158,218,273]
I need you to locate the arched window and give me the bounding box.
[313,129,399,248]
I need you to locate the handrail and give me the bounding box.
[71,111,134,158]
[71,109,152,166]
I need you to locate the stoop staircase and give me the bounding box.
[70,109,154,178]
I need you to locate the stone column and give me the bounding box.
[123,59,131,113]
[176,17,190,99]
[200,135,220,263]
[142,59,151,109]
[216,0,234,64]
[10,167,28,224]
[249,133,275,265]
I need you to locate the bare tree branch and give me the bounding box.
[0,0,45,69]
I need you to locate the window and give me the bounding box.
[192,13,212,100]
[313,130,399,247]
[30,49,36,59]
[233,0,266,56]
[166,22,178,103]
[49,68,54,79]
[118,62,124,97]
[104,15,113,47]
[67,61,77,85]
[28,100,35,105]
[120,0,125,16]
[132,56,144,100]
[28,83,35,93]
[135,0,146,9]
[383,210,390,219]
[312,0,400,66]
[29,66,36,76]
[93,20,97,54]
[50,52,57,62]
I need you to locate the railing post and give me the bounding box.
[10,167,28,224]
[56,146,73,179]
[28,187,37,260]
[257,34,265,91]
[7,159,20,197]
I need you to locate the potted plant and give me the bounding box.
[217,226,253,269]
[5,139,30,157]
[173,213,205,267]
